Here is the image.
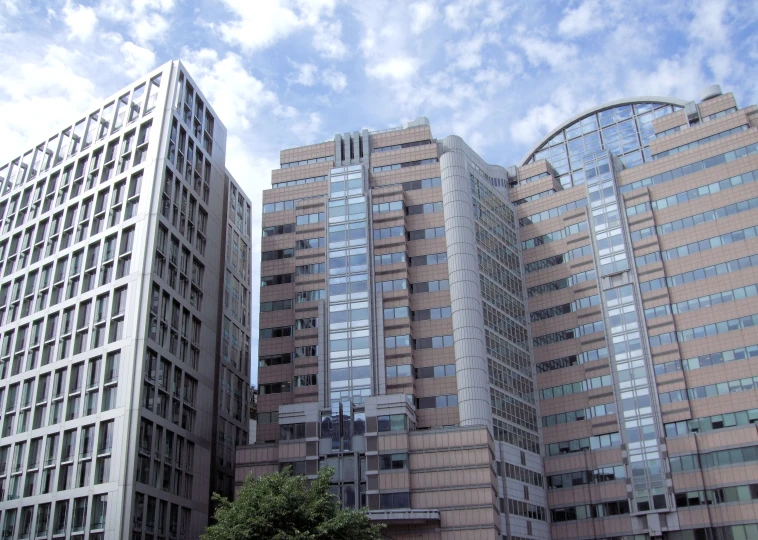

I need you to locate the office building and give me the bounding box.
[238,85,758,540]
[239,119,547,539]
[0,60,251,539]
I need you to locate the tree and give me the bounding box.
[203,467,384,540]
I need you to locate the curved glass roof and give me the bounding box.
[522,100,685,189]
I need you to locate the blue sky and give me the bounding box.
[1,0,756,384]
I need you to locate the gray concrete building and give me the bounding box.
[0,60,251,539]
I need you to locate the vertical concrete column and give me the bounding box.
[440,136,493,433]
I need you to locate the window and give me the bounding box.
[280,423,305,440]
[379,492,410,508]
[377,414,406,432]
[379,453,408,470]
[417,394,458,409]
[385,335,411,348]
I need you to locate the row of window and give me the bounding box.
[536,347,608,373]
[670,444,758,473]
[271,175,327,189]
[666,524,758,540]
[539,374,612,400]
[551,499,630,522]
[296,212,325,225]
[519,197,587,226]
[652,124,748,159]
[674,483,758,508]
[260,273,293,286]
[651,282,758,320]
[507,499,546,521]
[373,225,404,240]
[542,401,616,427]
[260,300,293,312]
[655,344,758,376]
[521,220,587,250]
[262,224,295,237]
[662,224,758,262]
[530,294,599,322]
[373,139,431,153]
[372,158,438,173]
[512,188,554,206]
[544,432,621,457]
[547,465,625,490]
[649,311,758,348]
[417,394,458,409]
[640,253,758,293]
[408,226,445,241]
[295,237,325,250]
[524,244,592,273]
[499,461,543,487]
[533,319,604,348]
[374,251,405,266]
[633,195,758,242]
[664,407,758,436]
[659,375,758,405]
[280,155,333,168]
[620,142,758,193]
[628,168,758,223]
[527,268,595,297]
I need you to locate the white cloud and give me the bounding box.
[288,62,319,86]
[321,68,347,92]
[366,56,419,81]
[509,87,587,147]
[289,112,323,143]
[120,41,156,78]
[214,0,343,57]
[96,0,175,45]
[625,56,703,100]
[517,34,578,69]
[181,49,284,131]
[62,1,98,41]
[0,45,98,163]
[558,0,606,37]
[132,12,169,45]
[409,1,437,34]
[689,0,729,48]
[312,19,346,59]
[446,34,487,70]
[444,0,481,31]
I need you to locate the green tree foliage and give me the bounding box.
[203,467,383,540]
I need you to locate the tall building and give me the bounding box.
[0,60,251,539]
[518,87,758,540]
[238,85,758,540]
[238,119,547,539]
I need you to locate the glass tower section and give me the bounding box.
[525,102,684,187]
[326,164,371,405]
[585,152,671,513]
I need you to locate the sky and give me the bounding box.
[1,0,757,384]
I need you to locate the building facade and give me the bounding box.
[239,86,758,540]
[239,119,547,539]
[0,60,251,539]
[517,88,758,540]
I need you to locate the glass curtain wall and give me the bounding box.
[585,152,671,513]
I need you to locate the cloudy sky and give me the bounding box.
[1,0,756,383]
